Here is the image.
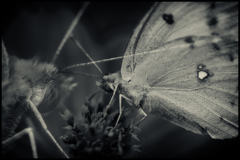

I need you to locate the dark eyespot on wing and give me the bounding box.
[184,36,194,43]
[184,36,195,49]
[228,52,234,62]
[162,13,174,25]
[207,17,218,26]
[207,2,218,27]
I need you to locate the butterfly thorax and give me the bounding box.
[96,71,123,93]
[96,71,147,108]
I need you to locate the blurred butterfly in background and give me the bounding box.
[66,2,238,140]
[2,39,71,158]
[2,3,90,158]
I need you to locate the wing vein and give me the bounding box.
[159,92,237,137]
[192,91,238,127]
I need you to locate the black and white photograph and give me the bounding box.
[2,2,239,158]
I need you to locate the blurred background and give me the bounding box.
[2,2,239,158]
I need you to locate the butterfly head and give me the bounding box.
[96,76,114,93]
[96,71,123,93]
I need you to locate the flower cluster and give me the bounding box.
[60,93,141,158]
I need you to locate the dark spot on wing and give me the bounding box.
[162,14,174,25]
[184,36,195,49]
[208,17,218,26]
[184,36,194,43]
[212,43,220,50]
[229,52,234,62]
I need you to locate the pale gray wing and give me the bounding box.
[121,2,238,81]
[131,36,238,139]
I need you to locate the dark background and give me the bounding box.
[2,2,239,158]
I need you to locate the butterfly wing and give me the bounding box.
[120,2,238,139]
[132,36,238,139]
[121,2,238,81]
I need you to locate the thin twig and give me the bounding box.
[52,2,90,63]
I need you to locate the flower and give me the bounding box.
[60,92,141,158]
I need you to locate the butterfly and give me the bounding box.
[68,2,238,140]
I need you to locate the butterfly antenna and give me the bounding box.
[70,34,103,74]
[59,70,102,78]
[62,49,159,70]
[52,2,90,63]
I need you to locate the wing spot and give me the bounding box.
[198,71,208,80]
[184,36,195,49]
[208,17,218,26]
[198,65,203,69]
[228,52,234,62]
[184,36,194,43]
[197,64,213,82]
[162,14,174,25]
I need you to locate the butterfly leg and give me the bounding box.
[103,84,119,117]
[136,108,147,126]
[27,100,69,158]
[114,94,147,128]
[2,127,38,158]
[113,94,131,128]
